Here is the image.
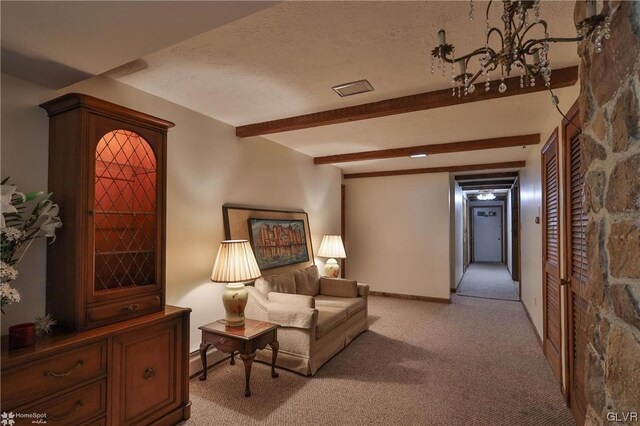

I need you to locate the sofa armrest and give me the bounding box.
[246,286,317,329]
[268,292,315,308]
[357,283,370,298]
[320,277,358,298]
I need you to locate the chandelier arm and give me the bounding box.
[520,20,549,41]
[440,47,497,65]
[485,0,493,24]
[522,36,584,54]
[487,27,504,47]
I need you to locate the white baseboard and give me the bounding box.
[188,346,229,377]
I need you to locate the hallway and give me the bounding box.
[188,294,573,425]
[457,263,520,301]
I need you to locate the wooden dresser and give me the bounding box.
[1,307,191,425]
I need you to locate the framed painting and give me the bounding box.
[222,205,314,275]
[248,218,309,269]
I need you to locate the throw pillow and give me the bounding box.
[255,270,297,294]
[294,265,320,296]
[319,277,358,298]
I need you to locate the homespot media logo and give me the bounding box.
[1,412,48,424]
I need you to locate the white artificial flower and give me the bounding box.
[38,200,62,242]
[0,283,21,303]
[0,184,25,228]
[0,261,18,281]
[1,226,24,242]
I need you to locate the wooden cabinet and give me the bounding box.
[40,94,174,331]
[1,307,191,426]
[3,95,190,425]
[112,318,183,424]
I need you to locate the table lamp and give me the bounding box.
[317,235,346,278]
[211,240,262,327]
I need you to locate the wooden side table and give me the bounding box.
[198,318,279,397]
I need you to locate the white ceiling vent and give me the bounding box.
[332,79,374,97]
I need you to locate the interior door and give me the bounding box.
[542,130,562,384]
[473,207,502,262]
[511,180,521,282]
[564,104,587,425]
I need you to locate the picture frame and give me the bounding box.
[222,205,315,275]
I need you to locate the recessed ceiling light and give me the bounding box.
[332,79,374,97]
[410,153,428,158]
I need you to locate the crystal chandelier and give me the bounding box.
[477,192,497,201]
[431,0,611,97]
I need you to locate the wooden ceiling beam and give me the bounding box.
[343,161,525,179]
[454,171,519,181]
[461,184,514,191]
[458,179,516,187]
[313,134,539,165]
[236,66,578,137]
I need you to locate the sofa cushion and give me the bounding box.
[319,277,358,298]
[315,306,347,338]
[315,295,366,316]
[294,265,320,296]
[255,271,296,294]
[268,292,315,308]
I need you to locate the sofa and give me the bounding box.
[245,265,369,376]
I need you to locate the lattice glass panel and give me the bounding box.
[94,130,157,292]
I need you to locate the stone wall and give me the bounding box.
[575,0,640,423]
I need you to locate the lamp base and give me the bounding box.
[324,258,340,278]
[222,283,248,327]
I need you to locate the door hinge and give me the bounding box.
[560,279,570,287]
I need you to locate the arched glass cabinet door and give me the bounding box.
[93,129,157,293]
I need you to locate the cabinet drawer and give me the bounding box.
[87,293,161,325]
[13,379,106,426]
[2,341,107,409]
[206,333,244,354]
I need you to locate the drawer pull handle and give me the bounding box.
[47,400,83,421]
[44,360,84,377]
[120,303,140,312]
[143,367,156,380]
[219,338,226,344]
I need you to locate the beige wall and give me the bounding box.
[0,74,342,351]
[344,173,451,300]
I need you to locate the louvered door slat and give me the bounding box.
[564,104,587,425]
[542,130,562,384]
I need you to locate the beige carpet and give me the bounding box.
[457,263,520,301]
[186,295,574,425]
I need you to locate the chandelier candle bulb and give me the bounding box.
[438,29,446,46]
[458,60,466,75]
[533,51,541,64]
[586,0,596,18]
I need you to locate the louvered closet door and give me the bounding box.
[542,130,562,383]
[564,107,587,425]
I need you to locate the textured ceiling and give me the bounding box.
[115,1,580,124]
[9,1,567,175]
[1,1,275,88]
[112,1,581,174]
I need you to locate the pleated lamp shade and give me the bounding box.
[317,235,346,259]
[211,240,262,283]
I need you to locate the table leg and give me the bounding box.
[269,341,279,378]
[240,352,256,397]
[199,342,212,381]
[230,351,235,365]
